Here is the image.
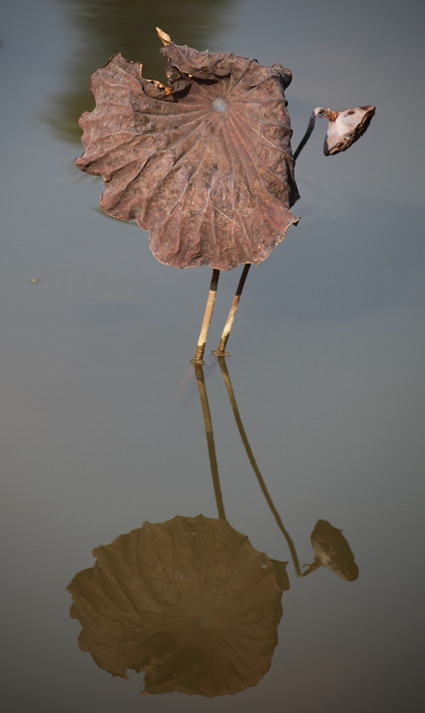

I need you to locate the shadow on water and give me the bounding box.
[49,0,236,143]
[67,357,358,698]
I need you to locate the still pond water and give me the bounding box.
[1,0,425,711]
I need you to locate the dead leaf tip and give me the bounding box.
[156,27,172,46]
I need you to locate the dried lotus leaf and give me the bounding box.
[76,34,300,270]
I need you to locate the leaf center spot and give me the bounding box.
[212,97,227,113]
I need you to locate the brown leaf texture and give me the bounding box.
[67,515,284,697]
[76,39,300,270]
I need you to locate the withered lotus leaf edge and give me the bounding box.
[323,105,376,156]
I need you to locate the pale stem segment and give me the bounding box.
[193,268,220,363]
[215,263,251,356]
[194,363,226,520]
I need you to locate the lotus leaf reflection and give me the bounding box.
[67,515,284,697]
[310,519,359,581]
[76,31,300,270]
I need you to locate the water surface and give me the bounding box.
[1,0,424,711]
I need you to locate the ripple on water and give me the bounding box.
[295,164,366,243]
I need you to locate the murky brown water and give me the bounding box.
[1,0,424,711]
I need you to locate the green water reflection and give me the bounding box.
[51,0,235,142]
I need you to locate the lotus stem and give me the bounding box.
[194,268,220,363]
[218,356,303,576]
[300,559,322,577]
[293,107,327,161]
[194,363,226,519]
[215,263,251,356]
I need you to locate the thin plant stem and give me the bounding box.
[193,268,220,364]
[218,356,302,576]
[300,559,321,577]
[293,107,326,161]
[215,263,251,356]
[193,363,226,520]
